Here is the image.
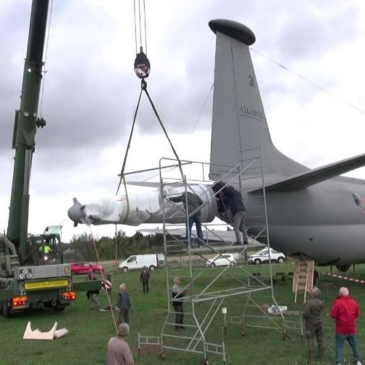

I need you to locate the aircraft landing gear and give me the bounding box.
[336,265,350,272]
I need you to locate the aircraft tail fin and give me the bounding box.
[208,20,306,180]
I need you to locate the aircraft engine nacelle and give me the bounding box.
[68,184,217,227]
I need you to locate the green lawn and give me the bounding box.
[1,263,365,364]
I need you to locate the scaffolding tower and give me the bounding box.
[138,149,302,364]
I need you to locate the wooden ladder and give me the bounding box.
[293,259,314,303]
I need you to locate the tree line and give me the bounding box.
[64,231,164,262]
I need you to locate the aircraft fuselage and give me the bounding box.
[242,175,365,265]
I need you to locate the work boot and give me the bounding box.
[233,242,243,246]
[243,240,249,245]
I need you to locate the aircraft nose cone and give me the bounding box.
[68,198,86,227]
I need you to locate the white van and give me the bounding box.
[119,254,165,273]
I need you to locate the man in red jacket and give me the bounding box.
[330,287,362,365]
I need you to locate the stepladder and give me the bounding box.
[293,260,314,303]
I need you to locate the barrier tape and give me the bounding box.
[324,272,365,285]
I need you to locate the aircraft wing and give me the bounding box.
[258,153,365,192]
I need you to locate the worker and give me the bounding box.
[330,287,362,365]
[39,243,52,262]
[172,277,188,331]
[117,283,132,325]
[106,323,134,365]
[85,269,100,310]
[39,244,52,254]
[140,266,150,294]
[303,287,324,363]
[211,181,227,214]
[169,191,205,247]
[222,185,248,245]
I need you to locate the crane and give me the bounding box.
[0,0,100,317]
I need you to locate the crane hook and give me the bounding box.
[134,46,150,79]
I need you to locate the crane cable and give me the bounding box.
[116,2,184,195]
[133,0,150,79]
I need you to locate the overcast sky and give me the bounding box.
[1,0,365,243]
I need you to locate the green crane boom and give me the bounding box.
[7,0,49,262]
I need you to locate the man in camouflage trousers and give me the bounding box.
[303,287,324,363]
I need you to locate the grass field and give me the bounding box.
[1,262,365,365]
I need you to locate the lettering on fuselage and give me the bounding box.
[239,106,264,122]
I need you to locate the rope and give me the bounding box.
[251,47,365,117]
[116,80,184,196]
[133,0,138,55]
[116,87,143,195]
[191,83,214,134]
[88,226,118,334]
[143,84,184,178]
[133,0,148,55]
[138,0,142,47]
[143,0,148,55]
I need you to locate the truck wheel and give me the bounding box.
[53,305,66,312]
[44,301,53,309]
[2,301,10,318]
[149,265,156,271]
[122,267,129,273]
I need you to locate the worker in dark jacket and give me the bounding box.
[140,266,150,294]
[85,269,100,309]
[330,287,362,365]
[223,186,248,245]
[169,191,205,247]
[117,284,132,325]
[303,287,324,363]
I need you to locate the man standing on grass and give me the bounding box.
[303,287,324,364]
[330,287,362,365]
[140,266,150,294]
[117,284,131,325]
[172,276,188,331]
[106,323,134,365]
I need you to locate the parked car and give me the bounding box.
[248,248,286,265]
[206,254,236,267]
[71,262,104,275]
[119,254,164,273]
